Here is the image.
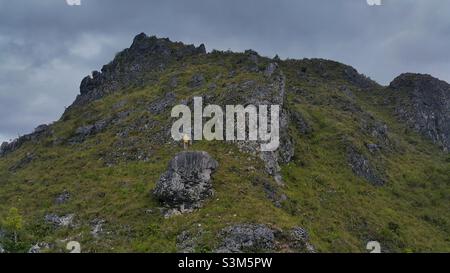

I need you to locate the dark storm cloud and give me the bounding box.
[1,0,449,141]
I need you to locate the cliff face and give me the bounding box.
[0,33,449,253]
[389,73,450,152]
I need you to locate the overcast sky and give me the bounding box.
[0,0,449,142]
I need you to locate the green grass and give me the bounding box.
[0,53,448,253]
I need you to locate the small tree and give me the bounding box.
[3,207,24,244]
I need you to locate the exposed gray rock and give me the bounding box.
[70,119,110,143]
[252,177,287,208]
[370,122,389,144]
[361,119,390,147]
[9,152,35,172]
[69,33,205,108]
[221,66,290,183]
[189,74,205,88]
[102,135,153,165]
[55,191,70,205]
[278,110,295,164]
[259,151,283,185]
[28,242,51,253]
[215,224,276,253]
[289,227,316,253]
[264,63,278,77]
[245,49,260,72]
[366,143,381,153]
[0,124,51,157]
[44,214,75,228]
[347,146,385,186]
[91,219,106,238]
[291,111,312,135]
[76,125,95,136]
[0,142,9,156]
[389,73,450,152]
[0,244,5,253]
[176,228,203,253]
[153,151,219,211]
[112,99,128,110]
[169,76,178,88]
[339,85,355,98]
[33,124,49,134]
[148,92,176,115]
[343,66,377,89]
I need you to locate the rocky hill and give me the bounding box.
[0,33,449,253]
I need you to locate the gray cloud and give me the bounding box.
[1,0,449,142]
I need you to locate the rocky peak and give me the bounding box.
[130,32,206,56]
[389,73,450,152]
[71,33,206,108]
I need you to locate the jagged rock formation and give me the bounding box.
[389,73,450,152]
[0,124,51,157]
[70,33,205,108]
[220,62,293,184]
[153,151,218,212]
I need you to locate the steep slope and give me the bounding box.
[0,33,449,253]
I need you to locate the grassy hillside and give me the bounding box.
[0,42,448,253]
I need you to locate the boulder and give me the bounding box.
[189,74,205,88]
[366,143,381,153]
[289,227,316,253]
[44,213,75,227]
[28,242,51,253]
[153,151,218,211]
[55,191,70,205]
[90,218,106,238]
[215,224,276,253]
